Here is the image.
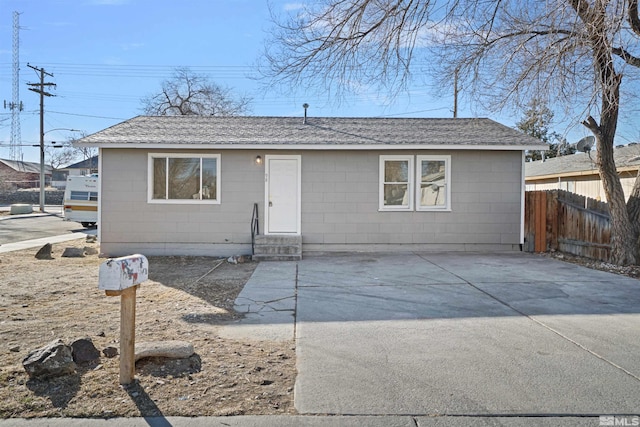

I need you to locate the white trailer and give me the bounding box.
[63,175,98,228]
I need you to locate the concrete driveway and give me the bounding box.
[223,251,640,420]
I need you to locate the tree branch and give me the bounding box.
[629,0,640,36]
[582,116,600,135]
[612,46,640,67]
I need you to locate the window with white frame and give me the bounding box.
[379,155,414,211]
[416,155,450,211]
[148,153,220,203]
[379,155,451,211]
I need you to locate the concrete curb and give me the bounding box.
[0,230,96,254]
[0,415,603,426]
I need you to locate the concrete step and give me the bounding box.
[254,235,302,245]
[252,253,302,262]
[253,245,301,255]
[253,234,302,261]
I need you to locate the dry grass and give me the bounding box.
[0,240,296,418]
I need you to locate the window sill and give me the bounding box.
[148,199,221,205]
[416,207,452,212]
[378,207,413,212]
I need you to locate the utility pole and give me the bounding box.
[27,63,56,213]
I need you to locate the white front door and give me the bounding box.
[265,155,301,234]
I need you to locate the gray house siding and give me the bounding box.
[301,150,521,251]
[98,148,522,256]
[100,148,264,256]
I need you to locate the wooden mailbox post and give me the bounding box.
[98,254,148,385]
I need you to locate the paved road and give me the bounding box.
[0,212,88,245]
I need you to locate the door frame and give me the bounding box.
[264,154,302,235]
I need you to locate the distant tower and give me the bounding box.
[9,11,22,160]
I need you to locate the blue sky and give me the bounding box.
[0,0,631,163]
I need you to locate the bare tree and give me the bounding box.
[263,0,640,265]
[47,133,97,171]
[45,145,77,170]
[71,132,98,173]
[141,67,252,116]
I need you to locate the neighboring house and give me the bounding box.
[52,156,99,189]
[0,158,52,190]
[75,116,546,257]
[525,144,640,201]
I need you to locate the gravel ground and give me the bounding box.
[0,240,296,418]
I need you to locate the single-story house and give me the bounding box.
[0,158,52,190]
[525,144,640,201]
[52,155,99,189]
[75,116,546,258]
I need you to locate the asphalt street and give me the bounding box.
[0,209,88,245]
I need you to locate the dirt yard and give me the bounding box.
[0,239,296,418]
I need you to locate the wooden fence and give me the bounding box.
[524,190,612,261]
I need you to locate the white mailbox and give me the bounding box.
[99,254,148,291]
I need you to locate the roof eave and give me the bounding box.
[526,164,640,180]
[75,142,547,151]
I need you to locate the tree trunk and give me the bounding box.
[597,135,637,265]
[582,75,637,265]
[626,170,640,257]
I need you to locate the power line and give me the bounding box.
[48,110,127,120]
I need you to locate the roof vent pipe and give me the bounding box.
[303,103,309,124]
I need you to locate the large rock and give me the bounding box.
[62,247,85,258]
[70,337,100,364]
[135,341,194,362]
[102,346,118,358]
[34,243,53,260]
[22,339,76,379]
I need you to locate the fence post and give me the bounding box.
[534,191,547,252]
[547,190,559,252]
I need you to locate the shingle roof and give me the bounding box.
[60,155,99,170]
[525,144,640,178]
[76,116,546,149]
[0,158,52,174]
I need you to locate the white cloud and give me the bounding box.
[283,3,305,11]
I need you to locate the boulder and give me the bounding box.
[22,339,76,379]
[135,341,194,362]
[84,246,99,255]
[62,247,85,258]
[102,346,118,358]
[34,243,53,260]
[70,337,101,363]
